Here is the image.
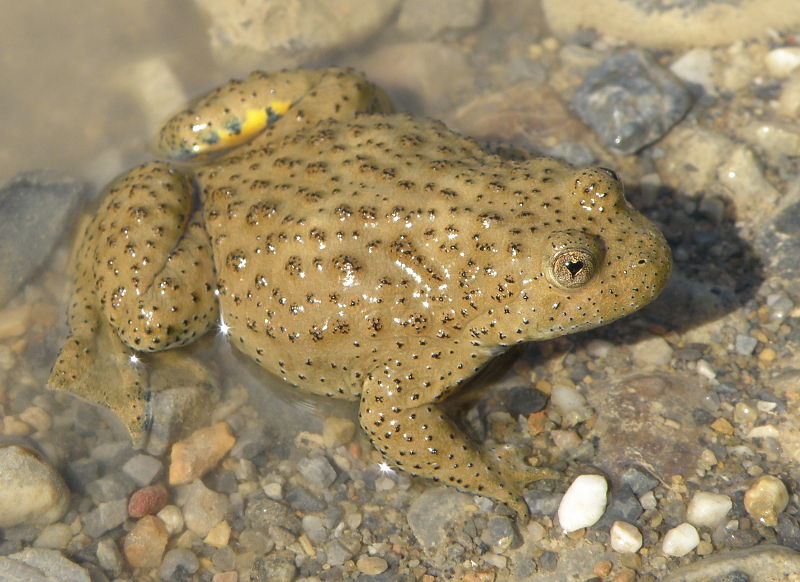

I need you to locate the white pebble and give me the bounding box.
[610,521,642,553]
[686,491,732,527]
[662,522,700,557]
[765,47,800,78]
[631,335,673,367]
[744,475,788,527]
[558,474,608,533]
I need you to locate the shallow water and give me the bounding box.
[3,1,800,581]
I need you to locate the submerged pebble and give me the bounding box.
[0,445,69,528]
[558,474,608,533]
[744,475,789,527]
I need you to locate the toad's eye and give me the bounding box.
[548,248,597,288]
[544,230,604,289]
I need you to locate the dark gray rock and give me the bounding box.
[620,465,660,495]
[597,484,644,528]
[285,483,326,512]
[297,456,337,489]
[572,49,691,154]
[0,171,87,306]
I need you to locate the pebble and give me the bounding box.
[0,548,91,582]
[204,520,232,548]
[558,474,608,533]
[356,555,389,575]
[297,455,338,489]
[550,384,592,426]
[0,444,69,527]
[396,0,484,39]
[686,491,733,528]
[32,523,72,550]
[662,522,700,557]
[735,334,758,356]
[765,47,800,79]
[0,170,86,307]
[83,499,128,538]
[194,0,399,69]
[744,475,789,527]
[670,48,715,96]
[158,548,199,581]
[128,484,169,518]
[156,504,184,536]
[620,466,660,495]
[169,421,236,486]
[181,480,230,537]
[96,537,123,575]
[407,487,475,550]
[123,515,169,569]
[86,472,136,504]
[631,335,674,367]
[18,406,52,433]
[669,544,800,579]
[571,49,691,154]
[122,454,163,486]
[610,521,643,553]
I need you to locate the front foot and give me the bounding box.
[359,378,535,520]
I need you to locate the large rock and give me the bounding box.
[0,445,69,528]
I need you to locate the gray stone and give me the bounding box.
[297,456,337,489]
[95,538,123,576]
[669,544,800,581]
[0,171,86,306]
[230,424,270,460]
[246,497,301,535]
[146,384,218,456]
[83,499,127,538]
[122,454,163,486]
[523,489,562,517]
[302,515,327,544]
[158,548,199,581]
[181,480,229,537]
[0,548,91,582]
[735,335,758,356]
[86,472,136,503]
[63,458,101,494]
[407,487,474,550]
[0,445,69,527]
[480,516,521,551]
[620,465,660,495]
[251,550,297,582]
[572,49,691,154]
[285,484,326,512]
[597,484,644,528]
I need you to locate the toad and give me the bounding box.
[50,68,671,518]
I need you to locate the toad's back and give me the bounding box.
[200,114,669,399]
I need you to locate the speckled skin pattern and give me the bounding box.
[50,68,671,517]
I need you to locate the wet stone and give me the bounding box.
[302,515,327,544]
[230,424,270,460]
[356,555,389,575]
[182,481,229,537]
[0,170,86,307]
[481,516,520,551]
[96,537,123,576]
[128,484,169,518]
[297,455,337,489]
[123,515,169,569]
[86,472,137,504]
[572,49,691,154]
[32,523,72,550]
[285,483,326,512]
[122,454,163,486]
[0,548,91,582]
[168,421,236,486]
[502,385,549,418]
[83,499,128,538]
[524,489,562,517]
[407,487,474,550]
[322,417,356,449]
[158,548,199,581]
[245,497,301,535]
[251,551,297,582]
[0,445,69,527]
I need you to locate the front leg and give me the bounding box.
[358,358,531,520]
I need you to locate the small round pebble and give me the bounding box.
[356,556,389,575]
[744,475,788,527]
[157,504,184,535]
[32,522,72,550]
[610,521,643,553]
[558,474,608,533]
[686,491,732,527]
[124,515,169,568]
[550,385,592,425]
[631,336,673,367]
[662,522,700,557]
[128,484,169,518]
